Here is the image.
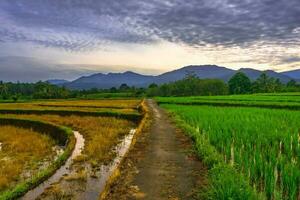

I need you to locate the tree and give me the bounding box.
[287,79,297,87]
[274,78,283,92]
[147,83,159,97]
[12,94,20,102]
[252,73,273,93]
[110,87,117,93]
[286,79,300,92]
[148,83,158,89]
[228,72,251,94]
[146,75,228,97]
[119,83,130,91]
[0,81,8,99]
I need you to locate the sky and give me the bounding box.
[0,0,299,81]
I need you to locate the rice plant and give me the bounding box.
[0,125,55,192]
[162,104,300,200]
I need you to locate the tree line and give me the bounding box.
[146,72,300,96]
[228,72,300,94]
[0,81,74,101]
[0,72,299,101]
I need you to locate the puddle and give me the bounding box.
[21,131,85,200]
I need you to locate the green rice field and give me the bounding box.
[159,93,300,200]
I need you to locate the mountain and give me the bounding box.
[47,79,70,85]
[281,69,300,80]
[65,65,295,90]
[155,65,235,84]
[239,68,292,83]
[65,71,155,89]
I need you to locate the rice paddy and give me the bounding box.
[0,99,144,199]
[4,114,136,163]
[156,93,300,110]
[0,125,56,192]
[159,93,300,200]
[3,95,299,199]
[0,99,140,114]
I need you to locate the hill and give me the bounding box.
[282,69,300,80]
[64,65,296,89]
[47,79,69,85]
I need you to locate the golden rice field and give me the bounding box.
[0,100,141,114]
[0,125,55,191]
[5,114,136,163]
[0,99,143,199]
[36,99,140,108]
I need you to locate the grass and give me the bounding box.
[161,104,300,200]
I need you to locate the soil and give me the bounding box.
[105,99,208,200]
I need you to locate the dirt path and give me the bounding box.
[105,99,207,200]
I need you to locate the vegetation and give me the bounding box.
[147,74,228,96]
[156,94,300,110]
[228,72,252,94]
[1,100,140,164]
[0,81,73,100]
[0,81,145,101]
[6,114,136,164]
[232,73,299,94]
[160,94,300,200]
[1,72,299,101]
[35,99,141,109]
[150,72,300,97]
[0,99,145,199]
[0,118,74,200]
[0,125,55,191]
[0,100,140,115]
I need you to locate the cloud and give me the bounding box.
[280,56,300,64]
[138,0,300,47]
[0,56,95,82]
[0,0,299,52]
[0,0,155,51]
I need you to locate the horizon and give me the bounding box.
[1,64,297,83]
[0,1,300,82]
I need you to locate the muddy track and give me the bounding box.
[105,99,208,200]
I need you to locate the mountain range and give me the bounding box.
[60,65,299,90]
[282,69,300,80]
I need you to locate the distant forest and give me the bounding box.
[0,72,300,101]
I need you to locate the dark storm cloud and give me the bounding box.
[139,0,300,47]
[0,0,299,51]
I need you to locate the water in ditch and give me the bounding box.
[22,129,136,200]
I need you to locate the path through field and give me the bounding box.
[106,99,207,199]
